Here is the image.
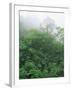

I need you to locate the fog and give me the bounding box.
[19,11,64,35]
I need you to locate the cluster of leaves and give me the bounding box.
[56,27,64,43]
[19,29,64,79]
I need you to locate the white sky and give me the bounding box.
[20,11,65,27]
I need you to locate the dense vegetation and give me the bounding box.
[19,29,64,79]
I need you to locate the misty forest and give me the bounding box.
[19,12,64,79]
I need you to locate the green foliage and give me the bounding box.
[19,29,64,79]
[56,27,64,43]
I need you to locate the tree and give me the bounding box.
[56,27,64,43]
[19,29,64,79]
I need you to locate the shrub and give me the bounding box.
[19,29,64,79]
